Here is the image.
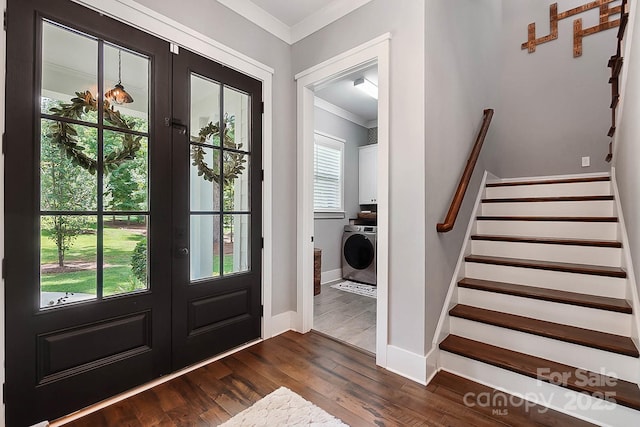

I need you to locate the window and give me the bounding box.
[314,132,344,213]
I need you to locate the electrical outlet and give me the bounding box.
[582,156,590,167]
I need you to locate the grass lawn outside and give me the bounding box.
[41,224,237,296]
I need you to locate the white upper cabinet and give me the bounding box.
[359,144,377,204]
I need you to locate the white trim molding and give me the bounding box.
[386,345,428,385]
[295,35,390,368]
[216,0,373,45]
[314,97,370,128]
[320,268,342,285]
[268,311,295,337]
[290,0,373,45]
[611,167,640,353]
[69,0,275,346]
[216,0,291,44]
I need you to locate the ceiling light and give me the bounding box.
[105,49,134,105]
[354,77,378,100]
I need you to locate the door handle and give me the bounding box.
[166,117,188,135]
[176,247,189,257]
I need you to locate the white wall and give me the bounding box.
[485,0,616,177]
[293,0,427,357]
[425,0,502,350]
[134,0,296,315]
[613,0,640,297]
[313,107,368,274]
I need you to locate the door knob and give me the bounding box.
[176,247,189,257]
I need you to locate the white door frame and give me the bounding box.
[294,34,391,367]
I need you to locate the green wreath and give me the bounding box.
[190,113,247,185]
[47,92,246,184]
[46,91,142,175]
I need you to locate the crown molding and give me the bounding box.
[216,0,373,45]
[290,0,372,43]
[314,97,371,128]
[216,0,292,44]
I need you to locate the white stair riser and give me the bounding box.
[481,200,614,217]
[458,287,631,335]
[439,354,640,427]
[471,240,621,268]
[465,262,627,298]
[485,181,611,199]
[449,317,638,382]
[476,220,618,240]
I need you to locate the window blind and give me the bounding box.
[314,134,344,212]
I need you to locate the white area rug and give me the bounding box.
[219,387,348,426]
[330,280,376,299]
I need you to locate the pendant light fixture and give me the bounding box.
[105,49,134,105]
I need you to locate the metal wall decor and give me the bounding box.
[522,0,624,57]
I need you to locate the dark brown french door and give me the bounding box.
[4,1,262,425]
[171,49,263,370]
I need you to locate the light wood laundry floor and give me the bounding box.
[313,280,376,353]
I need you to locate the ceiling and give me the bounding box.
[216,0,373,44]
[315,64,378,126]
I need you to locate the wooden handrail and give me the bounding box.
[437,109,494,233]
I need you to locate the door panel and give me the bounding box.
[5,1,172,425]
[171,49,262,369]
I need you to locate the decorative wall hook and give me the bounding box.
[522,0,623,57]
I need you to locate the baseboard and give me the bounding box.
[385,345,427,385]
[425,346,439,385]
[610,168,640,351]
[321,268,342,285]
[269,310,295,337]
[487,171,610,184]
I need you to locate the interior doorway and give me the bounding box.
[295,35,390,366]
[311,64,379,354]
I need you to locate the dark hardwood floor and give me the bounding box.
[61,331,593,426]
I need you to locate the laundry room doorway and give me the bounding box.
[311,65,379,354]
[294,35,390,366]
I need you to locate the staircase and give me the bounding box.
[436,174,640,426]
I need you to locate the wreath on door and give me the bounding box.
[46,91,246,184]
[190,114,247,186]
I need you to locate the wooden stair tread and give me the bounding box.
[486,176,610,187]
[477,216,618,222]
[449,305,639,357]
[458,278,632,313]
[440,335,640,410]
[465,255,627,278]
[470,234,622,248]
[482,195,614,203]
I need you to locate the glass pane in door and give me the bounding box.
[103,44,149,133]
[223,214,250,275]
[39,19,152,306]
[103,215,148,296]
[41,21,98,121]
[223,86,250,150]
[190,215,221,281]
[40,215,97,308]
